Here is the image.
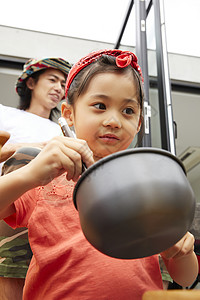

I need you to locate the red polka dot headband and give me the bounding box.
[65,49,143,98]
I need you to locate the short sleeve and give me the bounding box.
[4,188,38,229]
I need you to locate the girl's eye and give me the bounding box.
[123,107,135,115]
[93,103,106,110]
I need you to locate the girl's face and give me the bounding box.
[63,71,141,161]
[27,68,66,113]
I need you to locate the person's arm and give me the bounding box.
[0,136,94,219]
[0,142,47,163]
[0,131,10,161]
[160,231,198,287]
[0,164,36,219]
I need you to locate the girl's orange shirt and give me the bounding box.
[5,174,163,300]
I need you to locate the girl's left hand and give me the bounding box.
[160,231,195,260]
[160,232,198,287]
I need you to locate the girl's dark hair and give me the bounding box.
[67,55,144,118]
[17,69,60,121]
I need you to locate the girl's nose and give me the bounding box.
[102,113,122,129]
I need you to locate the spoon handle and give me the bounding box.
[58,117,87,172]
[58,117,75,138]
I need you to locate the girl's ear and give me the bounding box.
[26,77,35,90]
[61,102,74,127]
[137,118,142,133]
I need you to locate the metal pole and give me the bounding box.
[114,0,134,49]
[135,0,152,147]
[146,0,153,17]
[153,0,176,154]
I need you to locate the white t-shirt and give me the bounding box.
[0,104,62,171]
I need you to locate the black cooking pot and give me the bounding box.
[73,147,196,259]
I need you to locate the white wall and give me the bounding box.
[0,25,200,84]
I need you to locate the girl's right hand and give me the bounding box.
[26,136,94,186]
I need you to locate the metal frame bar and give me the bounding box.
[135,0,151,147]
[153,0,176,154]
[146,0,153,17]
[114,0,176,152]
[114,0,134,49]
[114,0,152,147]
[113,0,152,50]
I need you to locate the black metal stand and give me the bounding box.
[135,0,152,147]
[153,0,176,154]
[113,0,176,153]
[114,0,134,49]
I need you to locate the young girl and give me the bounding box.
[0,49,198,300]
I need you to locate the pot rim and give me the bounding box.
[73,147,186,209]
